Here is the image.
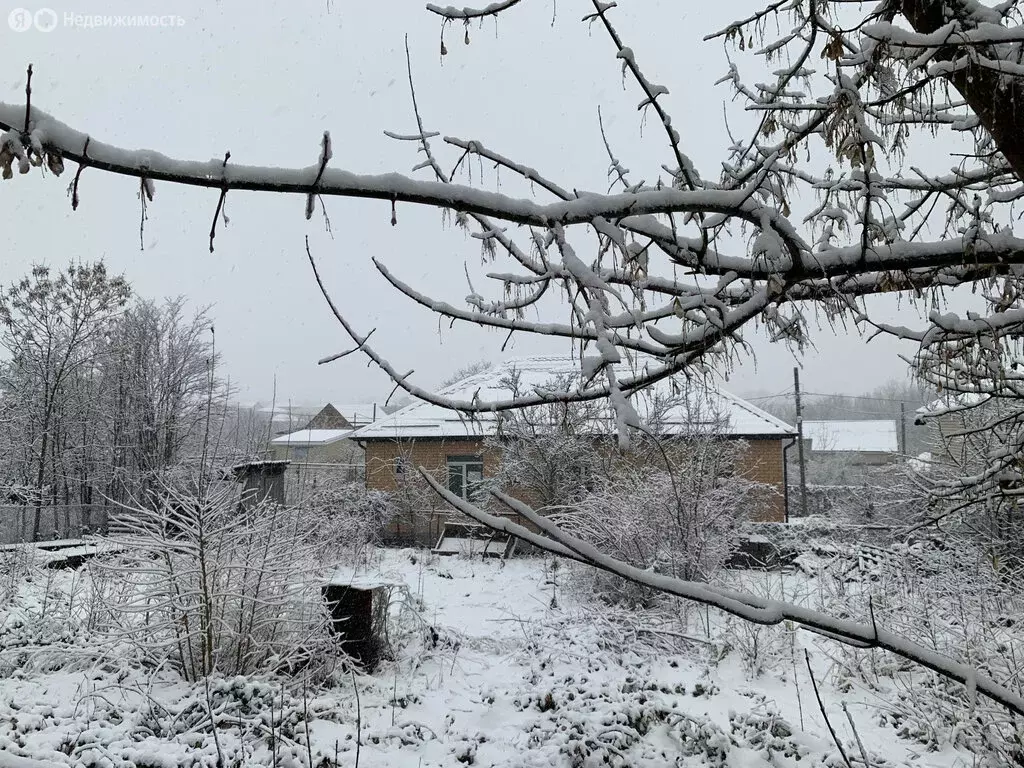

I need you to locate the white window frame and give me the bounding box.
[447,455,485,501]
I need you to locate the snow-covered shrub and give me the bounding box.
[716,572,808,678]
[91,478,338,681]
[302,477,395,560]
[793,459,938,526]
[0,561,101,677]
[803,535,1024,765]
[521,671,810,768]
[0,543,34,605]
[486,371,611,510]
[0,672,356,768]
[382,453,456,546]
[556,438,766,606]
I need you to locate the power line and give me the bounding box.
[801,405,910,417]
[800,391,923,403]
[744,388,794,402]
[745,390,921,404]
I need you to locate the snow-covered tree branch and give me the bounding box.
[418,467,1024,718]
[3,1,1024,434]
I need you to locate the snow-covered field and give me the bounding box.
[0,546,984,766]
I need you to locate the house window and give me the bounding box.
[447,455,485,501]
[290,446,308,461]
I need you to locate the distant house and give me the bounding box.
[271,404,356,462]
[349,356,796,546]
[326,404,382,430]
[247,403,323,437]
[914,393,999,469]
[270,428,356,463]
[270,403,378,491]
[802,419,900,465]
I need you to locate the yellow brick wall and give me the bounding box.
[364,438,508,545]
[364,435,787,544]
[735,438,786,523]
[364,438,500,493]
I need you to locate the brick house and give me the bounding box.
[349,357,796,546]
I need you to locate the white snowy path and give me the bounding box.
[0,548,970,766]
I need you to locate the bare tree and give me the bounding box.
[95,473,334,681]
[101,297,222,503]
[0,263,130,540]
[0,287,233,539]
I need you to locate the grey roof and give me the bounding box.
[351,356,795,441]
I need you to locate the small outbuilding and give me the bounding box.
[231,459,290,510]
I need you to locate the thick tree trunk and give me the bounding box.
[900,0,1024,181]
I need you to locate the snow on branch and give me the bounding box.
[0,102,777,230]
[426,0,523,21]
[7,0,1024,475]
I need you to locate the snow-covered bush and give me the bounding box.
[521,672,812,768]
[486,371,611,511]
[0,542,33,605]
[792,457,943,528]
[302,477,395,560]
[556,442,766,606]
[0,558,103,678]
[383,450,456,546]
[91,478,337,681]
[802,535,1024,764]
[489,428,603,511]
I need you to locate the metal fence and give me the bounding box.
[0,504,109,545]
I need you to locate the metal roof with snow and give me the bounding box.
[270,428,354,447]
[916,392,989,416]
[803,419,898,453]
[350,356,795,441]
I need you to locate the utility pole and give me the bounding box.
[899,401,907,455]
[794,367,808,518]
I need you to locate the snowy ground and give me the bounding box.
[0,546,980,767]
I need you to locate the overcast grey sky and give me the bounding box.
[0,0,964,405]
